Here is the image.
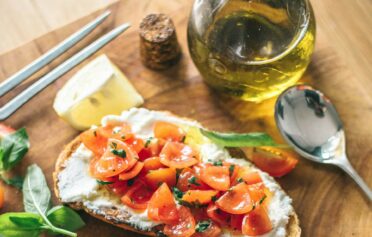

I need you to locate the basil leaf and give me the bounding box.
[23,164,51,214]
[1,176,23,189]
[0,128,29,171]
[0,212,43,237]
[200,129,277,147]
[47,206,85,232]
[9,216,43,228]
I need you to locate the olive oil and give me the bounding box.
[188,0,316,102]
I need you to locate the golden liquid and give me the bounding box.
[188,1,316,102]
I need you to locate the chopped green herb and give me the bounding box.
[213,160,223,166]
[96,180,113,185]
[259,195,267,205]
[121,135,126,140]
[111,149,126,158]
[211,195,218,202]
[144,137,153,148]
[112,128,121,134]
[229,164,235,176]
[110,142,118,149]
[188,176,200,186]
[127,179,135,186]
[195,220,211,232]
[172,187,184,200]
[237,177,244,183]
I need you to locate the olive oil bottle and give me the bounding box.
[188,0,316,102]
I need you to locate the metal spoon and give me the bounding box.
[275,85,372,200]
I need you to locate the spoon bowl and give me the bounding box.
[275,85,371,200]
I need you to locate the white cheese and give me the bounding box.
[58,108,293,236]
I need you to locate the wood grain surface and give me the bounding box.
[0,1,371,237]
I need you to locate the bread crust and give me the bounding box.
[53,114,301,237]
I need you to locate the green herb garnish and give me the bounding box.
[111,149,126,158]
[172,187,184,200]
[211,195,218,202]
[188,176,200,186]
[229,164,235,176]
[200,129,280,147]
[237,177,244,183]
[144,137,153,148]
[110,142,118,149]
[213,160,223,166]
[96,180,114,185]
[127,179,135,186]
[195,220,211,232]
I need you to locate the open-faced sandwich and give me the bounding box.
[53,108,300,237]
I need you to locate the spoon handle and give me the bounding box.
[335,156,372,201]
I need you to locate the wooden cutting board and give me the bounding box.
[0,1,371,236]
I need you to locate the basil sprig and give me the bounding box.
[200,129,279,147]
[0,127,29,188]
[0,164,85,237]
[0,128,29,171]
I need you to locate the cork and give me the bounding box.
[139,14,181,70]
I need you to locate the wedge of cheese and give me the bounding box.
[53,55,144,130]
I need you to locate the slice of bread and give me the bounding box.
[53,117,301,237]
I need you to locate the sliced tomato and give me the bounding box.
[160,142,199,169]
[159,142,199,168]
[148,183,179,223]
[224,162,240,183]
[182,190,219,205]
[138,138,164,160]
[90,139,138,179]
[142,157,166,173]
[251,147,298,177]
[242,172,263,185]
[177,168,209,192]
[192,221,222,237]
[206,203,231,227]
[216,182,253,214]
[0,123,15,138]
[0,184,4,209]
[121,180,153,210]
[248,183,271,208]
[119,161,144,180]
[99,123,134,141]
[242,205,272,236]
[107,180,129,196]
[125,137,145,153]
[199,164,230,191]
[144,168,176,190]
[230,214,245,233]
[154,121,185,142]
[80,129,108,156]
[163,206,196,237]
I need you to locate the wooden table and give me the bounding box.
[0,1,371,237]
[1,0,371,94]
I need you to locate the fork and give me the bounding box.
[0,11,130,120]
